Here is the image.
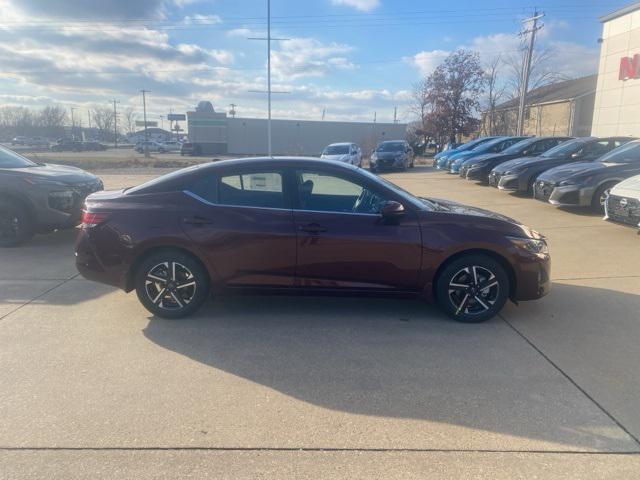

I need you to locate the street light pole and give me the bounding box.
[516,11,544,136]
[112,99,120,148]
[70,107,76,140]
[141,90,150,158]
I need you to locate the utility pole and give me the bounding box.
[159,115,164,130]
[516,10,544,136]
[248,0,289,157]
[112,99,120,148]
[393,106,397,124]
[87,110,91,131]
[229,103,237,118]
[321,108,325,121]
[70,107,76,140]
[141,90,150,157]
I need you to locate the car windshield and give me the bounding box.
[470,138,507,153]
[501,138,536,155]
[457,138,489,151]
[0,146,37,168]
[540,138,590,157]
[323,145,350,155]
[377,142,404,152]
[597,141,640,164]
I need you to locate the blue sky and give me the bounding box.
[0,0,632,124]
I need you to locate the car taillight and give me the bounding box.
[81,211,109,227]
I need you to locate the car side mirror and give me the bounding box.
[381,201,405,218]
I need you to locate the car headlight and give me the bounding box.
[558,179,576,187]
[502,171,513,176]
[48,190,76,213]
[507,236,549,256]
[467,163,483,170]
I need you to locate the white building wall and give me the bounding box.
[592,7,640,136]
[226,117,407,156]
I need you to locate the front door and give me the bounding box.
[292,169,422,291]
[181,169,297,287]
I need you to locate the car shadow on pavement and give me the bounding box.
[142,284,640,451]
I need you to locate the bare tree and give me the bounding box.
[482,55,507,135]
[409,79,431,147]
[505,41,567,100]
[122,107,138,135]
[91,107,115,140]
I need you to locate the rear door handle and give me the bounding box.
[183,216,214,225]
[299,223,327,234]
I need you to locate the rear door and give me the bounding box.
[292,168,422,291]
[181,168,297,287]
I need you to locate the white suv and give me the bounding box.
[321,143,362,166]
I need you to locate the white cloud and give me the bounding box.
[271,37,354,80]
[405,50,449,77]
[331,0,380,12]
[183,14,222,25]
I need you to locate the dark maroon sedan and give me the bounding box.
[76,157,550,323]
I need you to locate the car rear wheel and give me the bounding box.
[435,254,509,323]
[135,250,210,319]
[592,183,615,213]
[0,199,34,247]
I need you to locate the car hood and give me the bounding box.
[610,174,640,198]
[321,154,350,162]
[538,161,606,182]
[8,163,98,184]
[423,196,518,223]
[463,153,506,166]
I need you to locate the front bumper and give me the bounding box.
[371,157,405,170]
[465,167,489,181]
[497,174,520,191]
[548,185,593,207]
[604,194,640,229]
[514,251,551,301]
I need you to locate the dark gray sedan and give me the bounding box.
[0,145,103,246]
[534,140,640,213]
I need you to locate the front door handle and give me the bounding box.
[183,216,214,225]
[299,223,327,234]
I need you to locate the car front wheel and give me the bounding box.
[0,199,34,247]
[435,254,509,323]
[135,250,210,318]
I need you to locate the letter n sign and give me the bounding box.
[619,54,640,80]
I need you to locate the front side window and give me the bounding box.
[218,172,284,208]
[297,171,388,214]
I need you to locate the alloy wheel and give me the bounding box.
[0,212,20,242]
[144,261,197,311]
[447,266,500,316]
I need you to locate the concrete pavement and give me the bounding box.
[1,166,639,477]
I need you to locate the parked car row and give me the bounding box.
[134,140,182,154]
[50,138,108,152]
[437,135,640,231]
[319,140,415,172]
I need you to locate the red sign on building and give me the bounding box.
[619,54,640,80]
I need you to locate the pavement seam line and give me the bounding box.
[0,274,79,325]
[499,313,640,448]
[0,447,639,454]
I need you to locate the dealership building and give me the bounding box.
[591,2,640,137]
[186,101,407,156]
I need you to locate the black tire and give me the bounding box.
[0,199,35,247]
[592,182,616,213]
[410,157,415,168]
[435,254,509,323]
[135,250,210,319]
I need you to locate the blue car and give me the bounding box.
[449,136,530,174]
[434,137,500,168]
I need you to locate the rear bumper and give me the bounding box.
[75,228,129,290]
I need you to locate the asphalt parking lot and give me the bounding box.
[1,165,639,478]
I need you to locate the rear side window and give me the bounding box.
[218,172,284,208]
